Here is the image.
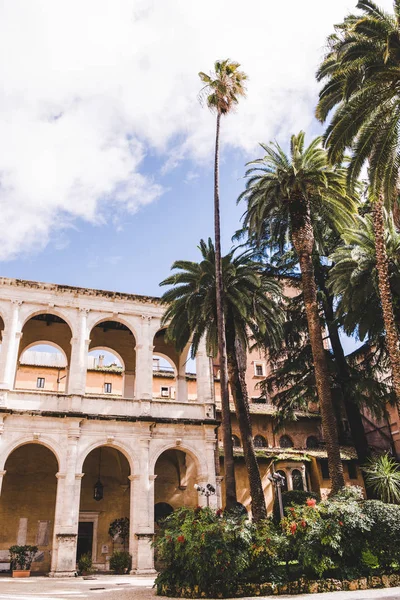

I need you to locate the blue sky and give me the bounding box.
[2,0,389,355]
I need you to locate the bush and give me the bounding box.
[154,507,253,597]
[78,553,93,575]
[273,489,319,523]
[110,551,132,574]
[363,500,400,570]
[109,517,129,551]
[9,545,38,571]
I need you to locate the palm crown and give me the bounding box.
[160,238,282,358]
[239,131,355,249]
[198,59,247,115]
[316,0,400,200]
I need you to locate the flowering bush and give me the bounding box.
[154,507,252,597]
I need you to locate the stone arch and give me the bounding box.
[86,346,125,396]
[76,440,137,476]
[279,435,294,449]
[0,437,63,472]
[20,308,75,336]
[88,318,136,399]
[88,316,138,343]
[150,442,207,479]
[0,441,60,573]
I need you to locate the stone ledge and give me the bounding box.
[157,573,400,597]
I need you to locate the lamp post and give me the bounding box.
[267,472,286,520]
[194,483,216,508]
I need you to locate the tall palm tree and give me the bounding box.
[160,239,283,521]
[198,60,247,509]
[329,210,400,344]
[316,0,400,410]
[239,132,356,493]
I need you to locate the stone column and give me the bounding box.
[134,315,153,400]
[0,470,6,496]
[0,300,23,390]
[204,439,218,509]
[196,337,214,416]
[50,431,82,577]
[68,309,90,396]
[300,465,308,492]
[286,469,293,491]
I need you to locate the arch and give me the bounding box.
[0,437,62,472]
[20,341,68,364]
[149,442,207,478]
[76,440,137,475]
[276,469,288,493]
[291,469,304,491]
[306,436,319,449]
[20,308,75,336]
[88,316,137,344]
[232,435,241,448]
[154,502,174,525]
[88,347,124,369]
[153,353,177,375]
[254,435,267,448]
[279,435,294,449]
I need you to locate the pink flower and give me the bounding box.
[290,523,297,535]
[306,498,317,507]
[177,535,185,543]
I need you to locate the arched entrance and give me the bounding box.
[0,443,58,573]
[79,446,130,570]
[154,449,199,516]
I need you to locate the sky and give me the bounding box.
[0,0,393,353]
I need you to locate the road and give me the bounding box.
[0,575,399,600]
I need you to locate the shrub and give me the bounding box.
[9,545,38,571]
[109,551,132,574]
[245,519,286,584]
[363,500,400,570]
[154,507,253,597]
[362,454,400,504]
[273,489,319,523]
[78,553,93,575]
[108,517,130,551]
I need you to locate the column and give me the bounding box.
[0,470,6,496]
[129,436,155,573]
[300,465,308,491]
[177,353,188,402]
[286,469,293,491]
[196,337,214,411]
[134,316,153,400]
[50,432,82,577]
[68,309,90,396]
[204,438,218,509]
[0,300,22,390]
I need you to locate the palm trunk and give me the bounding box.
[226,334,267,521]
[291,205,345,494]
[315,261,371,464]
[373,196,400,417]
[214,111,237,509]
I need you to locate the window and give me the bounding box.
[36,377,45,389]
[320,459,330,480]
[348,460,358,480]
[232,435,241,448]
[254,362,265,377]
[291,469,304,491]
[254,435,267,448]
[306,436,319,449]
[279,435,294,449]
[161,386,170,398]
[104,383,112,394]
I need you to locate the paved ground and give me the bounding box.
[0,576,399,600]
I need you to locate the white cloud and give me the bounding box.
[0,0,393,259]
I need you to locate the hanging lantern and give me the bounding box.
[93,479,104,501]
[93,448,104,501]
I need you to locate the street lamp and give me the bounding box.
[267,471,286,520]
[194,483,216,507]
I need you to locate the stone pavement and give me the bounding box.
[0,575,399,600]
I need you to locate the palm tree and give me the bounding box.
[329,210,400,344]
[316,0,400,410]
[160,239,283,521]
[239,132,356,494]
[198,60,247,509]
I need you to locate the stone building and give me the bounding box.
[0,277,372,576]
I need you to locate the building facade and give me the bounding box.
[0,277,368,576]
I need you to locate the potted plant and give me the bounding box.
[109,551,132,574]
[77,553,93,576]
[9,545,38,578]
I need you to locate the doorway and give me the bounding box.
[77,521,93,561]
